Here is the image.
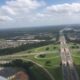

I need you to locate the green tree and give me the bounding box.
[39,54,46,58]
[45,61,51,66]
[45,47,49,51]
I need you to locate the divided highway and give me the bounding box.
[60,30,79,80]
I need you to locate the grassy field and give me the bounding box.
[2,43,62,80]
[22,44,62,80]
[15,44,59,55]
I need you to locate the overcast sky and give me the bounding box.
[0,0,80,29]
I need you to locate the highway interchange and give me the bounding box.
[0,30,79,80]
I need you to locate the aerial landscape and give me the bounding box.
[0,0,80,80]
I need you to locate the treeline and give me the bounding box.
[34,36,52,40]
[0,41,55,56]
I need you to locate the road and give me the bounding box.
[0,51,54,60]
[60,30,79,80]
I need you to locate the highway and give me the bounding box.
[60,30,79,80]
